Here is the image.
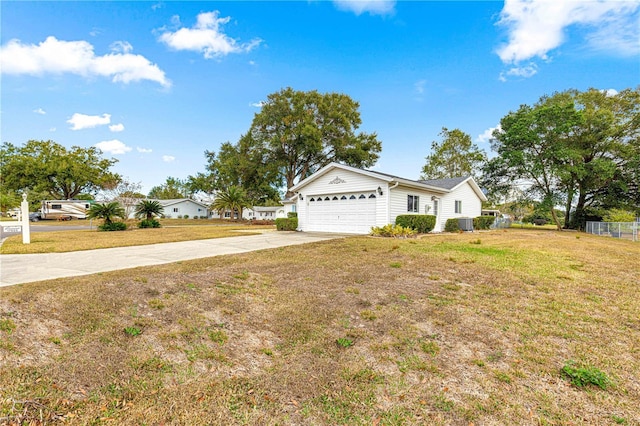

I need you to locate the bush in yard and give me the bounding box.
[287,212,298,218]
[444,218,460,232]
[395,215,436,233]
[473,216,495,230]
[98,222,128,231]
[138,219,161,228]
[370,224,416,238]
[183,215,189,219]
[275,217,298,231]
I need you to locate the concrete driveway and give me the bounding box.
[0,231,346,287]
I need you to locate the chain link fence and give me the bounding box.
[585,221,639,242]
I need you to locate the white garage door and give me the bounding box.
[306,192,377,234]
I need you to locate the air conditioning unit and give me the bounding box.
[458,218,474,232]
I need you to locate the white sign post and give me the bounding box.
[1,193,30,244]
[21,193,30,244]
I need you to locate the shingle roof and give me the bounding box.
[418,176,470,190]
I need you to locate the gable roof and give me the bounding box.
[419,176,469,190]
[150,198,209,209]
[289,162,487,201]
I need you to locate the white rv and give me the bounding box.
[40,200,93,220]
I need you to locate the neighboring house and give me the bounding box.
[288,162,487,234]
[127,198,210,219]
[244,206,286,220]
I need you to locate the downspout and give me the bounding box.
[387,181,399,225]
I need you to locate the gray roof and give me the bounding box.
[418,176,470,190]
[363,168,470,191]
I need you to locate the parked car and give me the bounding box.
[29,212,41,222]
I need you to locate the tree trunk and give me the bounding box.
[550,207,563,231]
[563,188,574,229]
[571,191,588,230]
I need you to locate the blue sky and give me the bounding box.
[1,1,638,195]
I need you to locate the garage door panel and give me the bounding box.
[306,192,377,234]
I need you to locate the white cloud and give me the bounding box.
[49,127,56,132]
[95,139,132,155]
[158,11,262,59]
[333,0,396,16]
[499,63,538,81]
[0,36,171,87]
[109,123,125,132]
[162,155,175,162]
[603,88,618,97]
[497,0,639,64]
[33,108,46,115]
[476,125,502,144]
[414,79,426,95]
[250,101,265,108]
[67,113,111,130]
[110,41,133,54]
[137,147,153,153]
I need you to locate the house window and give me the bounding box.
[455,200,462,214]
[224,212,230,218]
[292,205,296,212]
[407,195,419,213]
[433,200,439,216]
[173,207,179,213]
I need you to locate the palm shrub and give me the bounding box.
[138,219,161,228]
[99,222,128,231]
[88,201,126,228]
[211,186,251,220]
[135,200,164,221]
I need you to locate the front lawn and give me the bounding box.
[1,229,638,424]
[0,223,274,254]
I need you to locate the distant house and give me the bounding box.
[127,198,209,219]
[244,206,286,220]
[288,162,487,234]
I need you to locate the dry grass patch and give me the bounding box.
[0,230,638,425]
[0,224,274,254]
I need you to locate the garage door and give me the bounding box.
[306,192,377,234]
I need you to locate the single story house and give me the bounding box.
[244,206,287,220]
[288,162,487,234]
[127,198,210,219]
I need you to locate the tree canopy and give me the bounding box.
[0,139,119,199]
[482,87,639,229]
[148,177,192,199]
[197,88,382,200]
[421,127,486,180]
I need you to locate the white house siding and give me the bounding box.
[296,169,388,233]
[438,182,482,230]
[161,201,209,219]
[389,186,446,231]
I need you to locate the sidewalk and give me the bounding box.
[0,232,346,287]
